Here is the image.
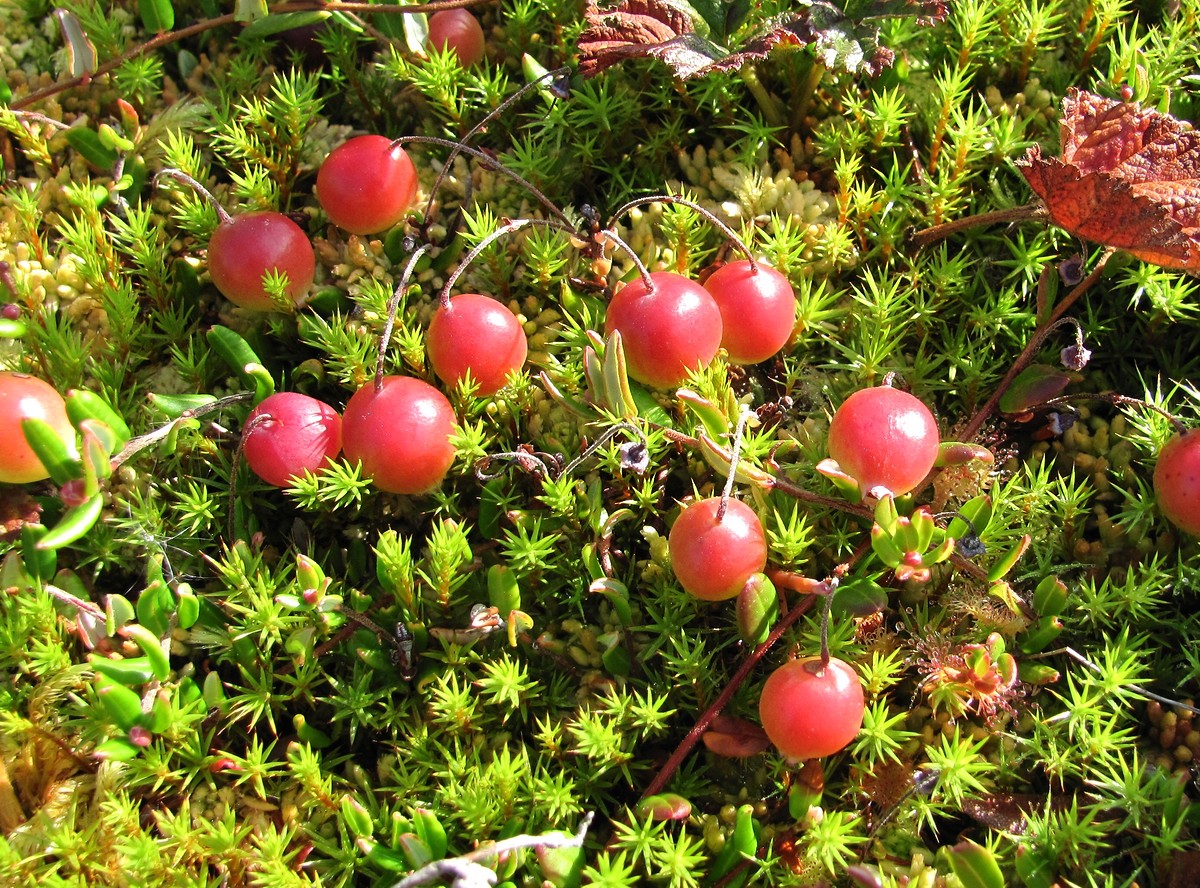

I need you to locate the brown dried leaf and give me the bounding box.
[577,0,720,78]
[1017,88,1200,271]
[701,714,771,757]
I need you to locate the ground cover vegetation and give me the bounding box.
[3,0,1200,885]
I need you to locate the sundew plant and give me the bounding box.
[3,0,1200,886]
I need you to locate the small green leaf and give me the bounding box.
[234,0,268,23]
[96,674,145,730]
[944,840,1004,888]
[239,10,329,39]
[138,0,175,32]
[207,325,268,391]
[637,793,692,820]
[487,564,521,616]
[1032,575,1068,616]
[36,494,103,550]
[136,578,175,636]
[55,9,98,78]
[22,417,81,486]
[94,737,142,761]
[90,655,157,686]
[831,574,888,617]
[120,623,171,680]
[987,534,1031,583]
[65,127,118,170]
[403,11,429,53]
[66,389,132,449]
[147,392,217,418]
[736,573,778,645]
[413,808,447,860]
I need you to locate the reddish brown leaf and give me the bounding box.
[701,714,771,757]
[577,0,720,78]
[1017,88,1200,270]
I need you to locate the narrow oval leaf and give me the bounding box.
[37,494,104,551]
[137,0,175,32]
[55,9,98,78]
[66,389,131,449]
[701,715,771,758]
[944,840,1004,888]
[65,127,118,170]
[637,793,692,820]
[22,417,81,485]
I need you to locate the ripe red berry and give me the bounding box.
[703,260,796,364]
[208,211,315,311]
[242,393,342,488]
[342,376,456,494]
[603,272,723,389]
[827,385,940,498]
[1154,428,1200,535]
[427,9,486,66]
[0,372,76,484]
[427,294,528,395]
[759,656,865,761]
[668,497,767,601]
[316,135,419,235]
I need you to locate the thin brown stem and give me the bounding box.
[375,243,430,392]
[597,228,654,290]
[959,248,1113,442]
[640,593,818,800]
[909,203,1045,249]
[391,136,577,229]
[608,194,757,270]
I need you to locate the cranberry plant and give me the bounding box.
[3,0,1200,886]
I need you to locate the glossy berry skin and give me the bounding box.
[669,497,767,601]
[316,135,418,235]
[604,272,723,389]
[759,656,865,761]
[208,212,315,311]
[1154,429,1200,535]
[242,393,342,488]
[427,9,486,66]
[0,372,75,484]
[427,294,527,395]
[703,260,796,364]
[828,385,940,498]
[342,376,456,494]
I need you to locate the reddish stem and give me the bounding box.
[640,592,818,800]
[959,249,1113,442]
[609,194,759,272]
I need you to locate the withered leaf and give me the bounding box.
[701,714,771,757]
[576,0,722,79]
[1018,88,1200,271]
[577,0,949,81]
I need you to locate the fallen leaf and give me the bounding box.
[1017,88,1200,270]
[701,714,771,757]
[577,0,949,81]
[576,0,721,78]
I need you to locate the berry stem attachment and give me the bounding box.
[717,407,754,522]
[596,228,654,291]
[909,202,1045,248]
[375,242,430,393]
[421,67,570,224]
[152,168,232,225]
[609,194,758,271]
[960,248,1113,441]
[391,136,578,229]
[439,217,578,307]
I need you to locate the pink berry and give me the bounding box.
[242,393,342,488]
[669,497,767,601]
[759,656,865,761]
[827,385,940,498]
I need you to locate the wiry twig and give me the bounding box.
[390,812,594,888]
